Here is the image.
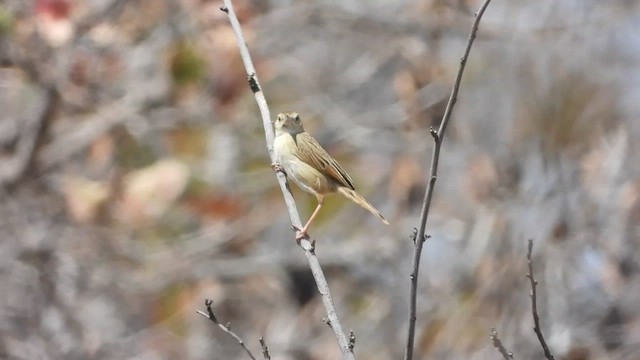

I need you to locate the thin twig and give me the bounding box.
[259,337,271,360]
[403,1,493,359]
[220,1,355,359]
[527,240,555,360]
[196,299,258,360]
[490,328,514,360]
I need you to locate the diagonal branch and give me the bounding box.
[490,328,515,360]
[220,1,355,359]
[197,299,261,360]
[527,239,555,360]
[403,1,494,359]
[75,0,128,37]
[259,337,271,360]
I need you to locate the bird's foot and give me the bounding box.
[271,162,285,174]
[292,225,309,244]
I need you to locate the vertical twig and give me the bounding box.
[490,328,514,360]
[197,299,258,360]
[527,240,555,360]
[220,1,355,359]
[403,1,493,359]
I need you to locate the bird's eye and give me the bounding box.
[295,115,300,122]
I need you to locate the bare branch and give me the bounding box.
[220,1,355,359]
[38,94,146,172]
[196,299,258,360]
[404,1,494,359]
[75,0,128,37]
[259,337,271,360]
[0,86,58,187]
[527,240,555,360]
[490,328,514,360]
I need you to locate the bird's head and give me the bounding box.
[274,112,305,135]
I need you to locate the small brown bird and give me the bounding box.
[273,112,388,241]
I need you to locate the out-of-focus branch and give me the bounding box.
[38,95,146,171]
[490,328,514,360]
[219,1,355,359]
[527,240,555,360]
[259,337,271,360]
[197,299,260,360]
[0,26,58,187]
[0,0,131,184]
[0,86,58,187]
[75,0,127,37]
[403,1,493,359]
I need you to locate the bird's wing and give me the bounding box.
[295,132,355,190]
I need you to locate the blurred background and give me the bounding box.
[1,0,639,359]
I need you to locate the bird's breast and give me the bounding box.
[274,133,336,196]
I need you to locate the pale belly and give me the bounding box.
[274,134,336,196]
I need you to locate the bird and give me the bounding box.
[272,112,388,241]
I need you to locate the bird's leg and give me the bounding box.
[295,197,324,241]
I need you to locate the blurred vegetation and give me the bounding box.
[1,0,639,359]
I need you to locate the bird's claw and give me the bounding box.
[271,162,285,174]
[291,225,309,244]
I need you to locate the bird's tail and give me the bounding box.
[337,187,389,225]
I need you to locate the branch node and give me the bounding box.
[247,73,260,93]
[429,126,439,140]
[423,234,431,243]
[410,228,418,244]
[259,337,271,360]
[348,330,356,351]
[490,328,514,360]
[204,299,217,322]
[220,6,229,13]
[323,318,332,328]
